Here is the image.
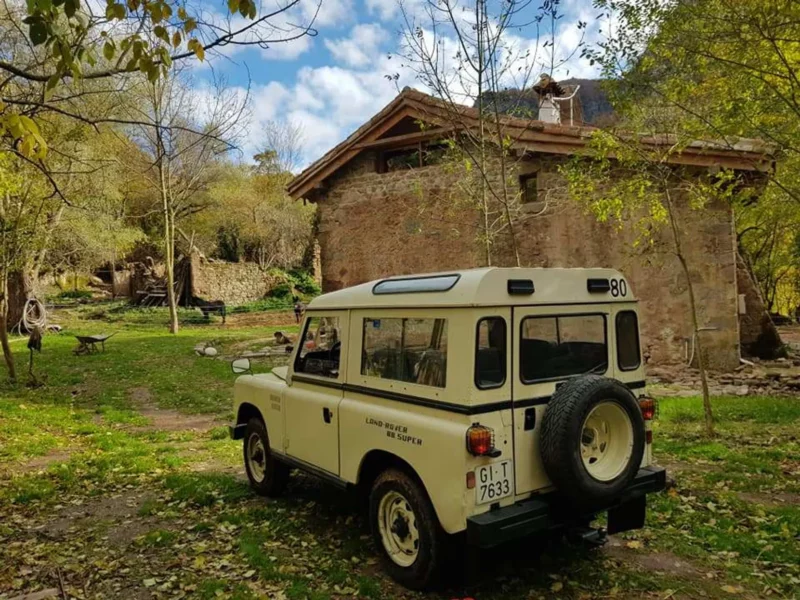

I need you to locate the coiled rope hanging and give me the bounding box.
[16,297,47,334]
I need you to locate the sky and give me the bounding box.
[192,0,604,169]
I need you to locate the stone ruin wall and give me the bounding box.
[189,254,284,306]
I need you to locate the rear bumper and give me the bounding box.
[467,466,667,548]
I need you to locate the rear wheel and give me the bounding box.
[369,469,443,590]
[243,418,289,497]
[541,375,644,508]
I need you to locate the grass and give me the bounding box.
[0,306,798,599]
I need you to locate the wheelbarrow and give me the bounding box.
[74,333,116,355]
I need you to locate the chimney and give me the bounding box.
[533,75,565,124]
[532,75,581,126]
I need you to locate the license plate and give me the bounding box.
[476,460,513,504]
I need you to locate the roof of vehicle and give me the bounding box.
[307,267,636,310]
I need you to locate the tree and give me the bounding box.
[255,120,305,174]
[0,0,318,164]
[586,0,800,314]
[128,69,248,333]
[0,0,318,376]
[561,128,745,437]
[191,159,315,271]
[398,0,585,266]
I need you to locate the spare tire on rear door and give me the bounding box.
[540,375,644,508]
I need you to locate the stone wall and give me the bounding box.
[314,150,758,370]
[190,254,282,306]
[737,252,784,358]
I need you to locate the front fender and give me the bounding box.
[232,373,287,451]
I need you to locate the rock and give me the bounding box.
[203,347,218,357]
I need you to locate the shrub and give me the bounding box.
[288,269,321,296]
[58,289,93,299]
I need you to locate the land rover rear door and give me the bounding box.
[511,305,612,496]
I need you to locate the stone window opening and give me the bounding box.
[519,172,548,214]
[377,142,448,173]
[520,172,538,203]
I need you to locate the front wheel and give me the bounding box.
[369,469,444,590]
[243,418,289,497]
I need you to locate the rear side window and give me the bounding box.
[362,318,448,388]
[616,311,641,370]
[475,317,506,389]
[295,316,342,378]
[520,315,607,382]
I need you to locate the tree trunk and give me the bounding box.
[154,95,179,335]
[0,269,17,382]
[665,189,714,437]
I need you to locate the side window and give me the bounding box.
[520,315,607,382]
[361,317,448,388]
[294,316,341,378]
[616,311,641,371]
[475,317,506,389]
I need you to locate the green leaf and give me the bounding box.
[227,0,240,13]
[19,115,41,136]
[46,73,60,90]
[187,38,204,61]
[64,0,78,18]
[171,30,181,48]
[103,40,114,60]
[184,17,196,33]
[29,21,48,46]
[153,25,168,43]
[149,3,162,23]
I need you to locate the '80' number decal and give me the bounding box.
[610,278,628,298]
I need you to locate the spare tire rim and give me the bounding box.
[580,401,634,482]
[247,433,267,483]
[378,490,419,567]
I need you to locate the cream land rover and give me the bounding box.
[229,268,666,589]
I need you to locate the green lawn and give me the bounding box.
[0,309,798,599]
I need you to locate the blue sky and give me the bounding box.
[194,0,602,168]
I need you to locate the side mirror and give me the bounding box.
[231,357,252,374]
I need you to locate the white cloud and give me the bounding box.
[366,0,426,22]
[300,0,355,28]
[247,48,418,168]
[365,0,399,21]
[229,4,603,171]
[324,23,388,68]
[260,35,315,61]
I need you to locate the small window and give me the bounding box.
[373,274,459,295]
[361,317,448,388]
[475,317,506,389]
[520,314,607,383]
[378,142,449,173]
[294,316,342,378]
[520,173,538,204]
[616,311,641,370]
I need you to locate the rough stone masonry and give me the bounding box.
[288,88,779,371]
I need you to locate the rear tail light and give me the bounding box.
[638,397,656,421]
[466,424,501,457]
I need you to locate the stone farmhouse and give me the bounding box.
[287,86,779,370]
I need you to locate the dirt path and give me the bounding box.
[128,387,226,432]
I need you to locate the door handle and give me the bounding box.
[323,407,333,424]
[524,407,536,431]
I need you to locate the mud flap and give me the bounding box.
[607,494,646,535]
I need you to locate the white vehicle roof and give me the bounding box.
[308,267,636,310]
